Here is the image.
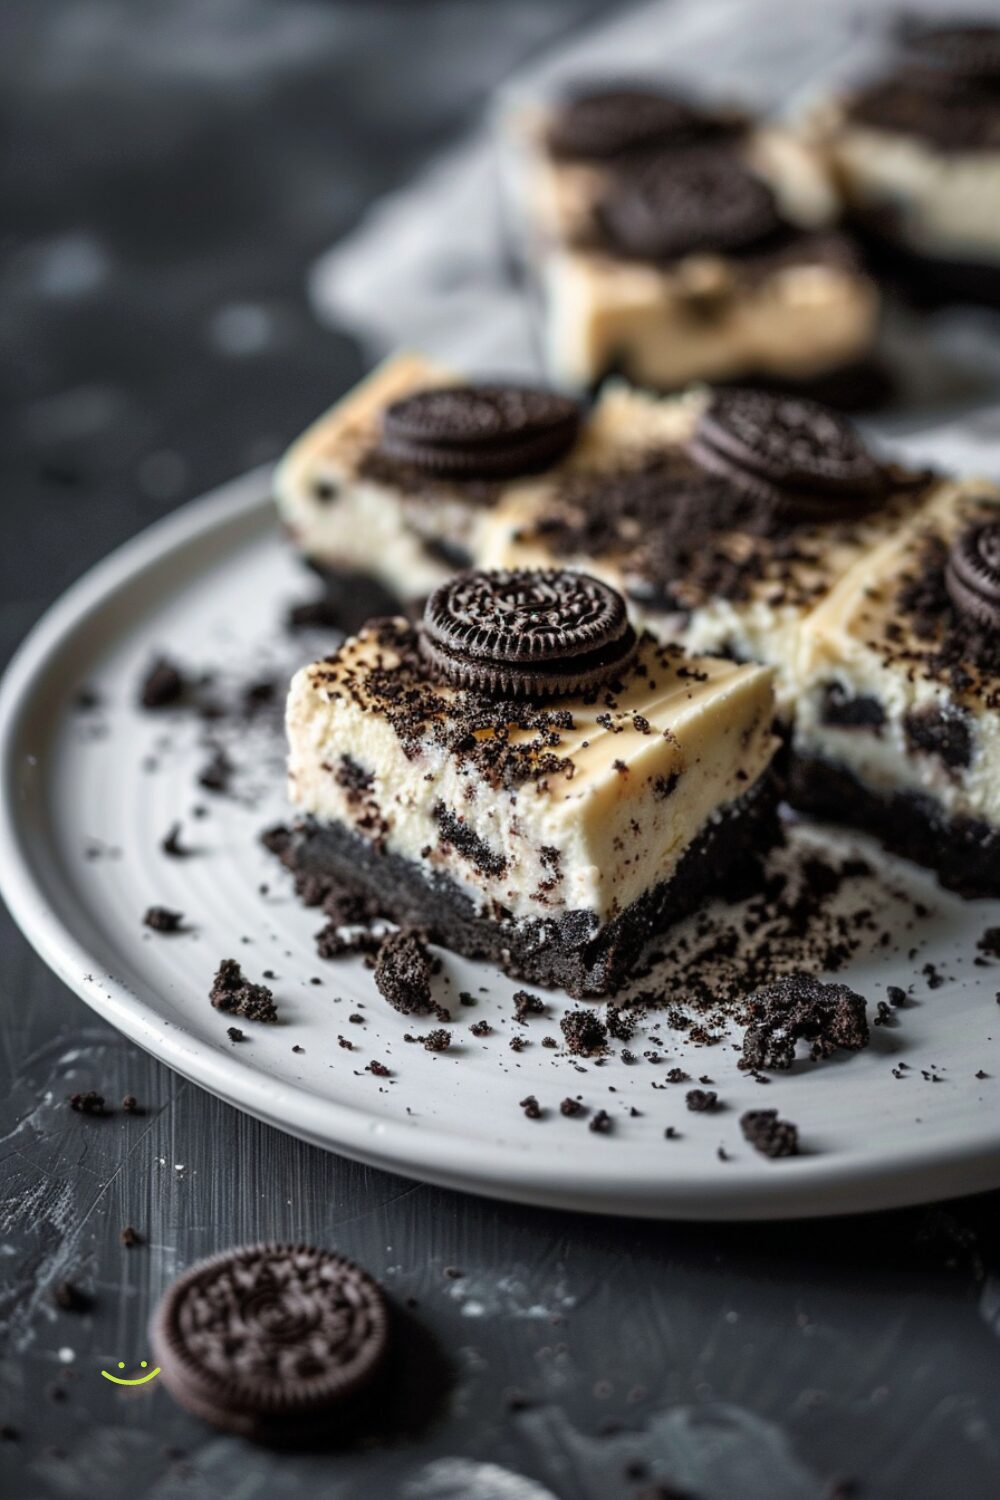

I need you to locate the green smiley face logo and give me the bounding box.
[101,1360,161,1386]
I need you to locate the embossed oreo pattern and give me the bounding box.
[690,389,886,518]
[946,520,1000,629]
[420,568,637,698]
[151,1242,388,1434]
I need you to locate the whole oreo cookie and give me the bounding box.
[151,1242,389,1438]
[690,389,886,519]
[945,520,1000,629]
[380,384,580,480]
[420,568,638,698]
[600,148,781,261]
[546,86,724,160]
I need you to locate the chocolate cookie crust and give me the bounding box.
[788,753,1000,899]
[151,1242,388,1438]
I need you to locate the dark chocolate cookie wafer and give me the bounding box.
[546,87,728,160]
[898,20,1000,84]
[600,147,781,261]
[690,389,886,519]
[849,76,1000,152]
[946,520,1000,629]
[151,1242,388,1439]
[379,384,580,480]
[420,568,637,698]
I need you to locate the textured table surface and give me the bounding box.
[2,5,1000,1498]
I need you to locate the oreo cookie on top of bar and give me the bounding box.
[377,384,581,481]
[847,20,1000,151]
[419,567,637,699]
[544,82,744,162]
[688,388,889,520]
[598,145,786,263]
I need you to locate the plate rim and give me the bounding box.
[2,470,1000,1221]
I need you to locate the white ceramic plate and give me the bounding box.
[2,470,1000,1219]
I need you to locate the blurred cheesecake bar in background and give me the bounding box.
[503,83,880,397]
[791,481,1000,896]
[283,568,779,996]
[479,384,930,709]
[274,352,584,604]
[809,19,1000,305]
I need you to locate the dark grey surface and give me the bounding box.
[2,5,1000,1498]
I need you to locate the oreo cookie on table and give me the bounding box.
[546,85,734,161]
[420,567,638,699]
[689,389,888,521]
[946,520,1000,629]
[379,384,581,481]
[151,1242,389,1440]
[599,147,782,262]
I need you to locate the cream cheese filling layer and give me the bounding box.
[540,247,877,390]
[287,632,777,925]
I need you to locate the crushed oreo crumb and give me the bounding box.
[209,959,278,1023]
[685,1088,718,1112]
[143,905,183,933]
[68,1090,108,1117]
[740,1108,799,1158]
[560,1008,608,1056]
[374,930,436,1015]
[740,973,869,1071]
[140,657,186,709]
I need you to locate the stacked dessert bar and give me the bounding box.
[808,19,1000,306]
[278,356,1000,908]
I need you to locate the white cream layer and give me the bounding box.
[287,631,777,925]
[540,247,877,390]
[819,107,1000,263]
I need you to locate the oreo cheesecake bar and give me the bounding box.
[275,352,582,604]
[791,481,1000,896]
[480,386,929,708]
[811,20,1000,304]
[507,85,879,394]
[285,568,779,996]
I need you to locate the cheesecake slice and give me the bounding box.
[274,352,583,605]
[480,384,931,709]
[790,479,1000,896]
[506,85,879,394]
[284,568,779,997]
[808,20,1000,305]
